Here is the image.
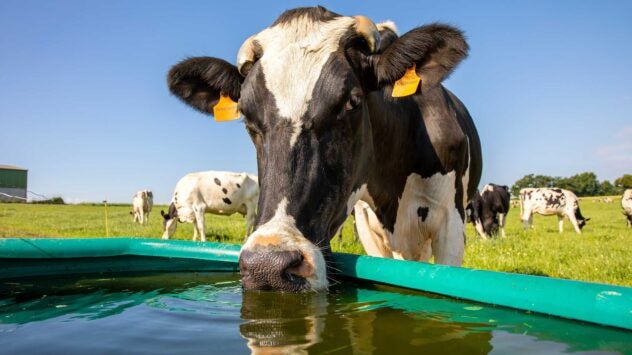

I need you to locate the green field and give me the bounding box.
[1,198,630,286]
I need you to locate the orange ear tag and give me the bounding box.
[391,64,421,98]
[213,94,240,121]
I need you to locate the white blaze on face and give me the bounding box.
[242,198,329,291]
[252,16,356,147]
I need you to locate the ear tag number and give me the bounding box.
[213,94,240,121]
[391,64,421,98]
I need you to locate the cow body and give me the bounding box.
[131,190,153,224]
[519,188,589,233]
[622,189,632,228]
[467,184,510,239]
[168,6,481,291]
[161,171,259,241]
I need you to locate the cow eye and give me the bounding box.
[344,93,362,112]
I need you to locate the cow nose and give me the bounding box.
[239,250,308,292]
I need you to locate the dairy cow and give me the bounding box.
[167,6,482,291]
[466,183,510,239]
[131,189,153,224]
[519,188,589,234]
[161,171,259,241]
[622,189,632,228]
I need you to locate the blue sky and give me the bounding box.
[1,0,631,204]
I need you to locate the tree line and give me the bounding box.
[511,173,632,197]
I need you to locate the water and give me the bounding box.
[0,272,630,354]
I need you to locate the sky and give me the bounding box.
[1,0,631,204]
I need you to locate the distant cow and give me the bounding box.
[622,189,632,228]
[519,188,589,234]
[466,184,510,239]
[161,171,259,241]
[131,189,153,224]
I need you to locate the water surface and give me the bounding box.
[0,272,630,354]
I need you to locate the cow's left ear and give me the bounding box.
[375,23,468,89]
[168,57,243,115]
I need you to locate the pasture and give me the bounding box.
[1,198,630,286]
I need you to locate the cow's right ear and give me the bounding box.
[167,57,243,115]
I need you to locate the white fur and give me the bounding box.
[376,20,398,35]
[162,171,259,241]
[392,172,464,265]
[251,16,357,147]
[131,189,153,225]
[519,188,584,234]
[242,198,328,291]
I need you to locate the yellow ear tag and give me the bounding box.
[391,64,421,98]
[213,94,240,121]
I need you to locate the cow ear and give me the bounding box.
[375,23,468,89]
[168,57,243,115]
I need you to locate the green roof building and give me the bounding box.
[0,165,28,202]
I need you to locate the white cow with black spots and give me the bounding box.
[161,171,259,241]
[622,189,632,228]
[519,187,589,234]
[131,189,153,225]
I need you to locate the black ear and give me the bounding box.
[167,57,243,115]
[376,23,468,88]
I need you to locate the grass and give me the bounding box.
[1,198,630,286]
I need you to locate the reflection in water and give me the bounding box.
[1,273,630,354]
[240,291,328,354]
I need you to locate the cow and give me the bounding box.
[130,189,153,224]
[519,187,589,234]
[622,189,632,228]
[167,6,482,291]
[466,184,510,239]
[160,171,259,241]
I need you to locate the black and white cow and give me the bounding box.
[167,6,482,291]
[466,184,510,239]
[519,187,589,234]
[161,171,259,241]
[622,189,632,228]
[131,189,153,224]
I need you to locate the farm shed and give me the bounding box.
[0,164,28,202]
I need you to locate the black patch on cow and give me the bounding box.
[222,188,228,194]
[222,197,232,205]
[214,178,222,186]
[271,6,339,26]
[417,207,429,221]
[236,183,241,188]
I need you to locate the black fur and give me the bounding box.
[167,57,243,114]
[467,184,510,237]
[376,23,468,87]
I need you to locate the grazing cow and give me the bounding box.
[167,6,482,291]
[466,184,510,239]
[160,171,259,241]
[519,188,589,234]
[622,189,632,228]
[130,189,153,224]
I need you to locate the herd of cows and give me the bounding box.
[127,6,631,292]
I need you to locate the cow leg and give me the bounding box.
[431,208,465,266]
[192,221,199,241]
[557,214,565,233]
[193,206,207,242]
[353,201,393,258]
[498,213,506,238]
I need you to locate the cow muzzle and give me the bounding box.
[239,234,329,292]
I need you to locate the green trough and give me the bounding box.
[1,237,630,331]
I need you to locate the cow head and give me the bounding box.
[160,203,178,234]
[167,6,468,291]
